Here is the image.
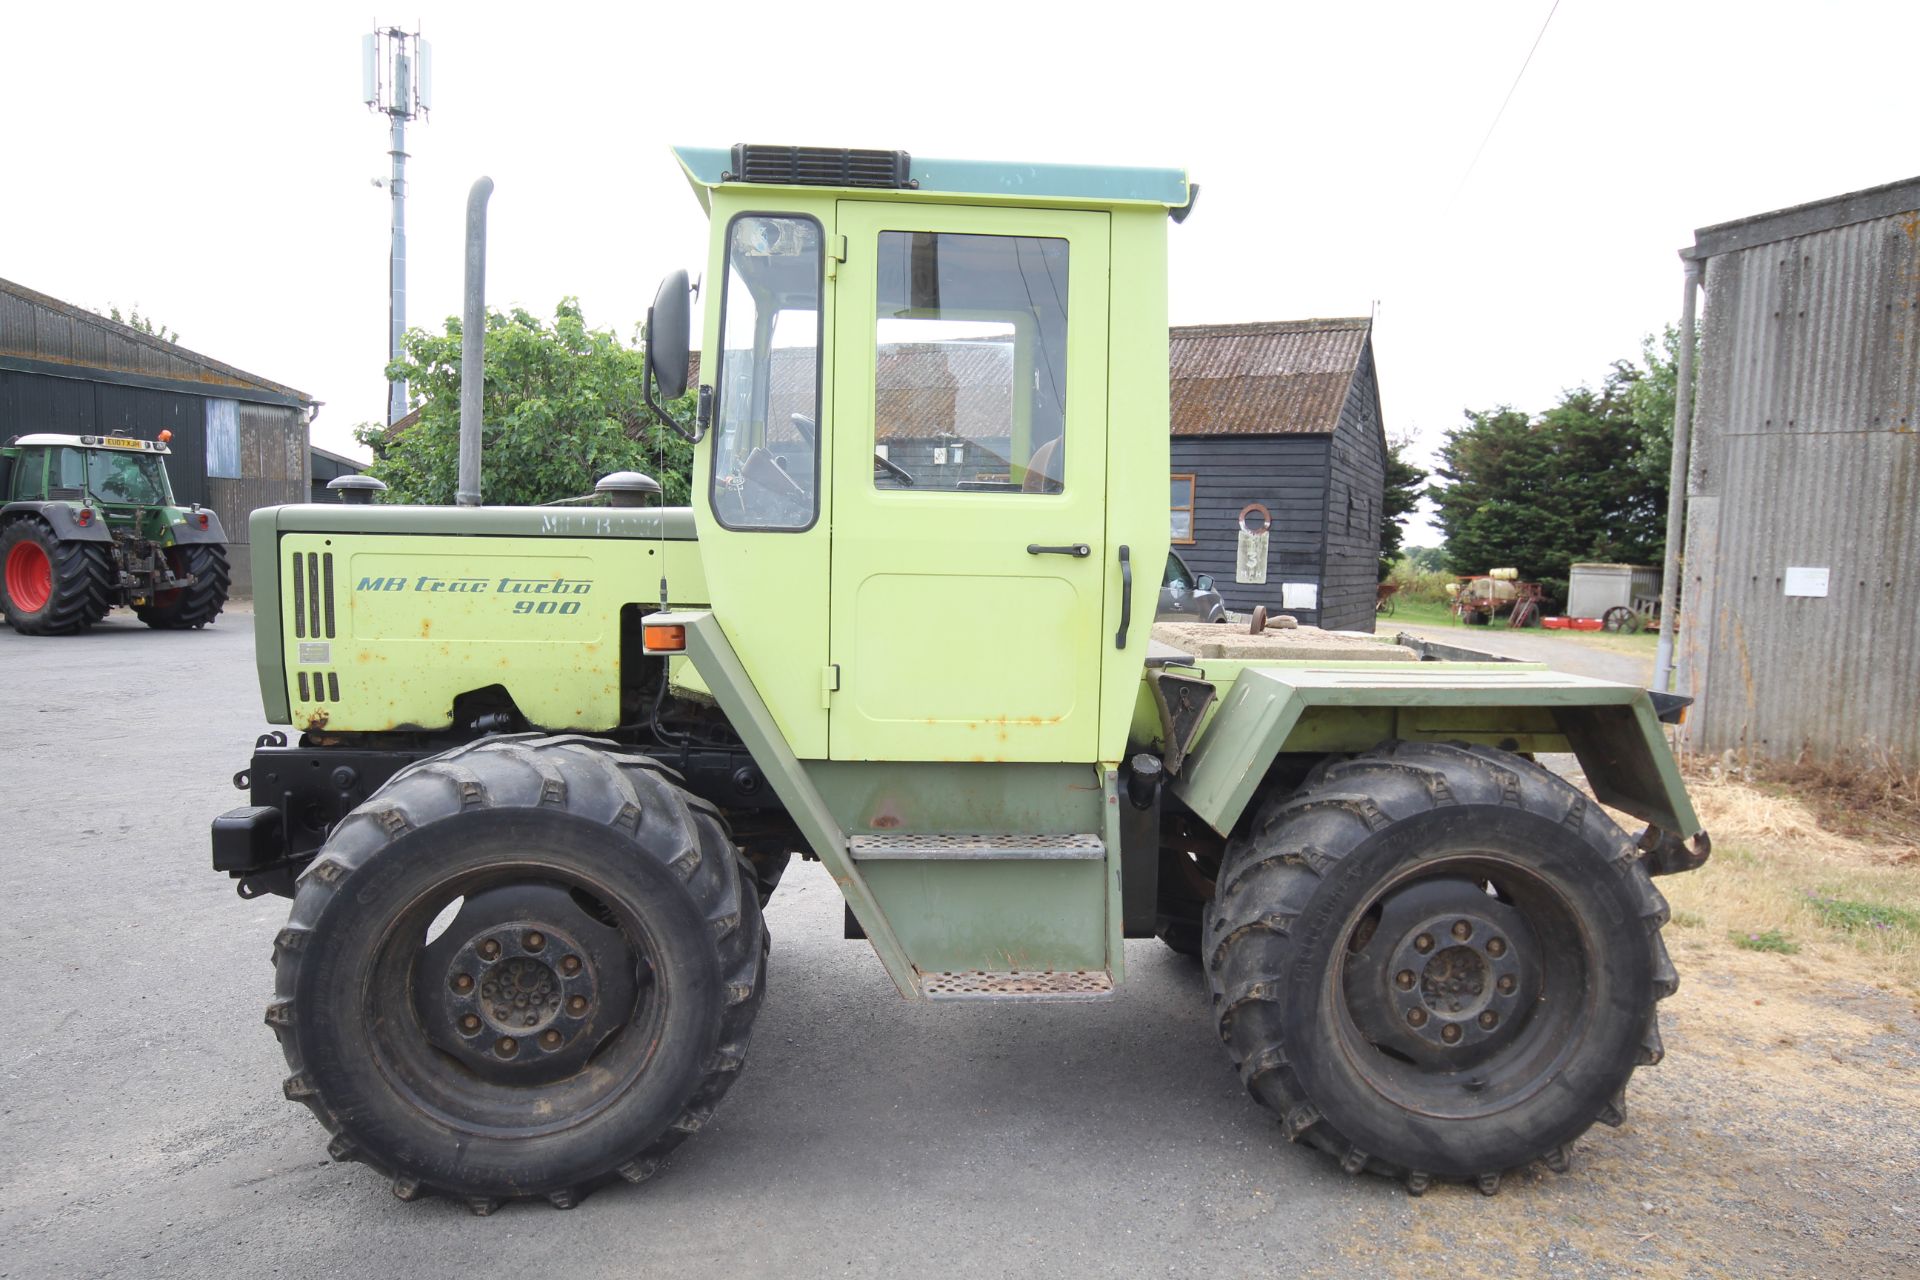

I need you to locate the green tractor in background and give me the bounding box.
[0,432,230,634]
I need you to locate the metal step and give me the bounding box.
[919,969,1115,1002]
[848,833,1105,861]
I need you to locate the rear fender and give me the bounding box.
[1172,664,1702,839]
[166,509,228,545]
[0,500,113,543]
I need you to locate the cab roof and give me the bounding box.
[673,144,1193,215]
[7,433,171,454]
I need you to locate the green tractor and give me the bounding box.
[210,144,1710,1213]
[0,432,230,633]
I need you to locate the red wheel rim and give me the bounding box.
[5,540,53,612]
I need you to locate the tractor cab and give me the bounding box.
[662,145,1185,766]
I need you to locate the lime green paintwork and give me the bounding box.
[858,858,1109,973]
[663,608,1119,985]
[659,609,919,996]
[691,178,1169,766]
[1168,664,1702,839]
[804,760,1105,834]
[231,147,1708,999]
[255,505,705,733]
[693,186,837,758]
[827,201,1112,762]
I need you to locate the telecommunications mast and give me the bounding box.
[361,27,433,426]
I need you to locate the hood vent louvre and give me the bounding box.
[290,551,336,640]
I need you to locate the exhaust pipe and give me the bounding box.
[456,176,493,508]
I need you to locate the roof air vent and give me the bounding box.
[726,145,914,190]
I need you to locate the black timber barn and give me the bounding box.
[1,277,315,596]
[1168,318,1388,631]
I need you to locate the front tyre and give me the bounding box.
[268,735,768,1213]
[0,521,112,634]
[1205,741,1673,1194]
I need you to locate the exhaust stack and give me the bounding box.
[456,176,493,507]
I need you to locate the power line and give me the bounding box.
[1452,0,1562,201]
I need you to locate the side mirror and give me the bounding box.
[1195,573,1214,592]
[646,270,691,401]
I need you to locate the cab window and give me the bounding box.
[710,214,823,532]
[50,447,87,498]
[872,231,1069,494]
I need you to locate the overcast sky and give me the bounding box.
[6,2,1911,542]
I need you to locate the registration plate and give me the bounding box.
[103,436,142,449]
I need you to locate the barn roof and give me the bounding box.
[0,276,314,409]
[1170,318,1371,437]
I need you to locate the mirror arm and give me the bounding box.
[642,303,704,444]
[644,363,704,444]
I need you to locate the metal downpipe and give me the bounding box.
[456,177,494,509]
[1653,256,1703,693]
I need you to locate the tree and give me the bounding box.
[1404,545,1448,573]
[1379,431,1427,578]
[1427,338,1673,608]
[353,299,694,507]
[105,305,178,344]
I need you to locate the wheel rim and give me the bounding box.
[369,868,667,1135]
[5,540,52,613]
[1336,856,1589,1119]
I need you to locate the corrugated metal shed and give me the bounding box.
[1676,176,1920,761]
[1170,319,1371,437]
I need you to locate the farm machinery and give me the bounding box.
[1,432,229,633]
[209,144,1710,1212]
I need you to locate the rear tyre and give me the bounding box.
[0,521,113,635]
[133,543,229,629]
[1204,741,1673,1193]
[269,734,768,1212]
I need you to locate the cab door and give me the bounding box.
[828,201,1111,762]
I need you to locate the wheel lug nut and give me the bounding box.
[1406,1008,1429,1027]
[1486,937,1507,957]
[524,931,546,952]
[567,995,589,1015]
[540,1029,563,1050]
[459,1014,481,1034]
[1451,920,1472,941]
[496,1037,518,1056]
[1394,970,1415,990]
[1497,974,1517,995]
[1414,933,1434,954]
[1441,1024,1462,1045]
[560,956,581,976]
[479,939,501,960]
[451,973,474,993]
[1479,1010,1499,1029]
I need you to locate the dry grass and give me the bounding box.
[1651,757,1920,994]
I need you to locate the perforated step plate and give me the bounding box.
[848,833,1105,861]
[919,970,1115,1002]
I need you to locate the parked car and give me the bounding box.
[1158,549,1226,622]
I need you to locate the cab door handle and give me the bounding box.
[1114,545,1132,649]
[1026,543,1091,557]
